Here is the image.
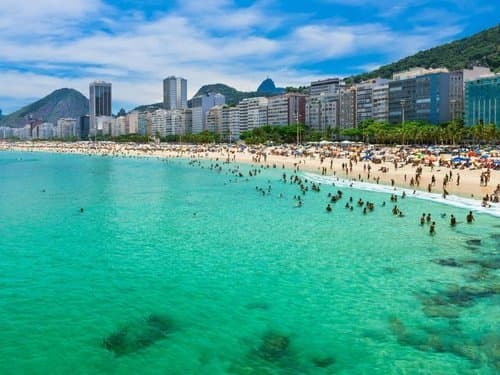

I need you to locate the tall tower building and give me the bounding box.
[89,81,112,135]
[163,76,187,110]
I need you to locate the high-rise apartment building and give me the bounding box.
[415,72,451,124]
[138,112,152,136]
[89,81,112,135]
[339,87,356,129]
[127,111,139,134]
[151,109,167,137]
[222,106,240,141]
[372,85,389,123]
[78,116,90,140]
[239,97,268,132]
[305,93,339,131]
[56,118,78,139]
[191,93,225,133]
[165,109,192,135]
[206,105,224,135]
[310,78,343,96]
[267,93,306,126]
[388,78,417,124]
[355,78,389,125]
[163,76,187,110]
[465,75,499,127]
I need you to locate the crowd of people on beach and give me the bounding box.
[1,141,498,221]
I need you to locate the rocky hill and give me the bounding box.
[0,88,89,128]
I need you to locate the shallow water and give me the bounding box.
[0,151,498,374]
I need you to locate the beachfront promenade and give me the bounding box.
[1,141,499,206]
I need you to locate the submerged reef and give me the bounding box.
[103,313,176,356]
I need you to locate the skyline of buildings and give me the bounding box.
[1,66,498,141]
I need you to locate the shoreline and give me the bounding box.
[1,141,499,213]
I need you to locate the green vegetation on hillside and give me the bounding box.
[193,84,262,106]
[348,25,499,83]
[132,102,164,112]
[0,88,89,128]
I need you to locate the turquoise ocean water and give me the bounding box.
[0,151,498,374]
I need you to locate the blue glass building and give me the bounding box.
[465,75,499,126]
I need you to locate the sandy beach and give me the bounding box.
[1,140,499,205]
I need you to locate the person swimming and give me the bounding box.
[426,213,431,223]
[429,221,436,235]
[450,214,456,226]
[466,211,474,223]
[80,208,84,213]
[420,214,425,225]
[326,204,332,212]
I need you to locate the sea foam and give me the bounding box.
[303,172,500,218]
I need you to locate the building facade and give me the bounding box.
[242,97,269,131]
[151,109,167,137]
[166,109,192,135]
[339,87,356,129]
[414,72,451,124]
[127,111,139,134]
[138,112,152,136]
[355,78,389,125]
[267,93,306,126]
[388,77,417,124]
[465,75,499,127]
[89,81,112,135]
[163,76,187,110]
[372,84,389,123]
[56,118,78,139]
[191,93,225,134]
[309,78,343,96]
[305,93,339,131]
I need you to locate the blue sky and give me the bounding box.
[0,0,497,114]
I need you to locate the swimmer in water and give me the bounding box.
[426,213,431,223]
[326,204,332,212]
[80,208,84,213]
[466,211,474,223]
[429,221,436,235]
[450,214,456,226]
[420,214,425,225]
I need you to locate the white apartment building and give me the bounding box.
[56,118,77,139]
[151,109,167,137]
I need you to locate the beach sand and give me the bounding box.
[2,141,499,204]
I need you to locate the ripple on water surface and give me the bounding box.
[0,151,498,374]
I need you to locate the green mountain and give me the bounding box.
[0,88,89,128]
[350,24,500,83]
[192,83,262,105]
[133,102,164,112]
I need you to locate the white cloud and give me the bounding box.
[0,0,465,112]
